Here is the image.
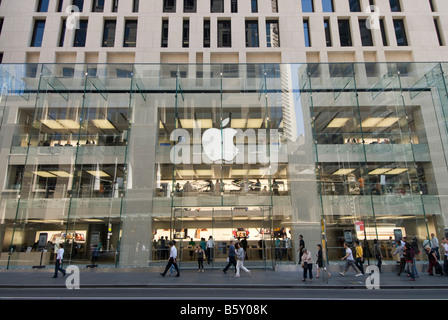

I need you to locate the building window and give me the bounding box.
[303,19,311,47]
[73,19,87,47]
[72,0,84,12]
[58,18,66,47]
[163,0,176,12]
[338,19,352,46]
[266,19,280,47]
[184,0,196,12]
[389,0,401,12]
[302,0,314,12]
[322,0,333,12]
[393,19,408,46]
[349,0,361,12]
[37,0,49,12]
[203,19,210,47]
[211,0,224,13]
[30,19,45,47]
[217,20,231,47]
[161,19,169,47]
[123,20,137,47]
[429,0,436,12]
[359,19,373,46]
[271,0,278,13]
[324,19,331,46]
[112,0,119,12]
[231,0,238,13]
[182,19,189,48]
[251,0,258,13]
[245,20,259,47]
[57,0,64,12]
[102,20,116,47]
[434,18,444,46]
[380,19,388,46]
[92,0,104,12]
[132,0,139,12]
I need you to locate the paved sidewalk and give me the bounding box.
[0,263,447,289]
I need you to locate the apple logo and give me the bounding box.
[202,118,238,162]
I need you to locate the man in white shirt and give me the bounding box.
[339,242,362,277]
[160,241,180,277]
[52,243,66,278]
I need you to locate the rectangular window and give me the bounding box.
[72,0,84,11]
[37,0,49,12]
[266,20,280,47]
[338,19,352,46]
[57,0,64,12]
[324,19,331,46]
[132,0,139,12]
[393,19,407,46]
[349,0,361,12]
[359,19,373,46]
[389,0,401,12]
[303,19,311,47]
[73,19,88,47]
[211,0,224,13]
[251,0,258,13]
[203,19,210,47]
[182,19,189,47]
[184,0,196,12]
[429,0,436,12]
[217,20,231,47]
[301,0,313,12]
[102,20,116,47]
[161,19,169,47]
[434,18,444,46]
[322,0,333,12]
[112,0,119,12]
[92,0,104,12]
[380,19,388,46]
[163,0,176,12]
[30,19,45,47]
[231,0,238,13]
[271,0,278,13]
[58,18,66,47]
[123,20,137,47]
[245,20,259,47]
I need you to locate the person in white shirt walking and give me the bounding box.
[234,242,251,278]
[339,242,362,277]
[53,243,66,278]
[160,241,180,277]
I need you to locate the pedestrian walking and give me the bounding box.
[160,241,180,277]
[297,235,305,264]
[373,239,382,272]
[404,243,416,281]
[425,245,438,276]
[316,244,331,278]
[301,248,313,282]
[442,238,448,276]
[223,240,236,274]
[392,240,406,276]
[52,243,66,278]
[234,242,251,278]
[195,245,205,272]
[354,240,365,275]
[431,233,440,260]
[206,236,215,264]
[339,242,362,277]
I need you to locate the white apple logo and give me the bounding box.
[202,118,238,162]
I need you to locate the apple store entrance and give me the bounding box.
[152,206,276,269]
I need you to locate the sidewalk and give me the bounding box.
[0,263,447,289]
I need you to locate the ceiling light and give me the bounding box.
[49,171,72,177]
[369,168,391,175]
[58,119,80,129]
[41,120,65,130]
[327,118,350,128]
[86,170,110,177]
[179,119,213,129]
[375,117,399,127]
[361,118,383,127]
[385,168,407,175]
[33,171,57,178]
[332,169,355,175]
[231,119,247,128]
[92,119,115,129]
[246,119,264,128]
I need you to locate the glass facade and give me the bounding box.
[0,62,447,270]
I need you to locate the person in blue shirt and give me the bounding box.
[223,240,236,274]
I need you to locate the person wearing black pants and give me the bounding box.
[160,241,180,277]
[53,243,66,278]
[223,241,236,274]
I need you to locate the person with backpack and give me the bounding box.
[234,242,251,278]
